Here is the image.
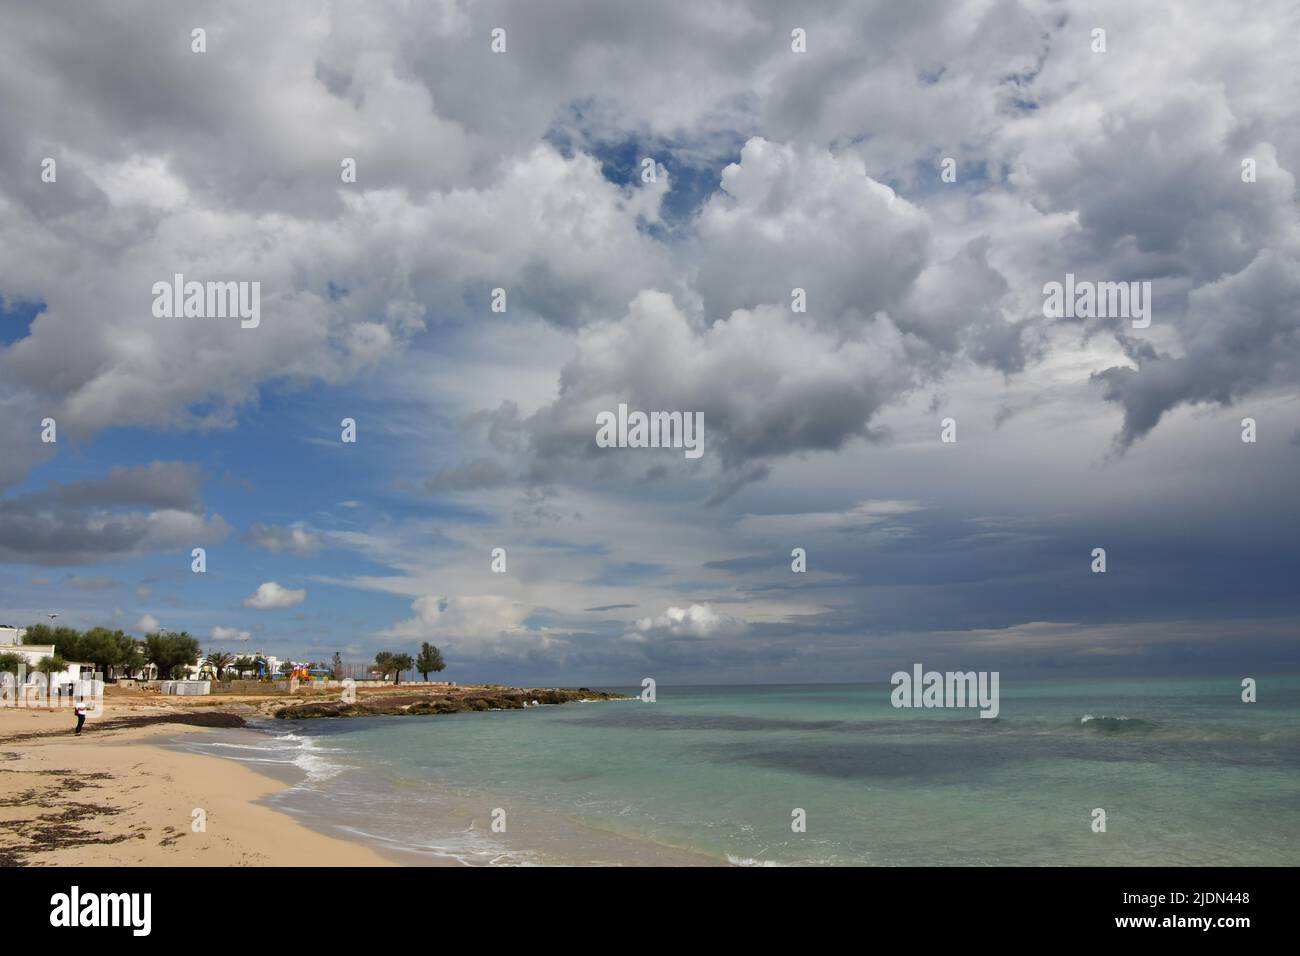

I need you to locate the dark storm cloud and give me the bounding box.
[1093,252,1300,449]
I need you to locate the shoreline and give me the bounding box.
[1,689,728,867]
[156,722,470,867]
[167,716,731,867]
[0,700,393,866]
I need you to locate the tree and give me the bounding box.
[118,639,145,679]
[17,625,136,679]
[373,651,414,685]
[35,654,68,676]
[0,651,25,676]
[331,652,343,679]
[388,653,414,685]
[205,651,236,680]
[144,631,201,679]
[24,625,89,674]
[415,643,446,681]
[278,661,295,677]
[78,627,134,676]
[23,623,82,654]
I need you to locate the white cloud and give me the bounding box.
[383,594,568,659]
[242,581,306,610]
[627,603,749,641]
[525,290,919,477]
[694,137,930,326]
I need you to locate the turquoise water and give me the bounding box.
[193,676,1300,865]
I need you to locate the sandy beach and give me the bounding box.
[0,698,391,867]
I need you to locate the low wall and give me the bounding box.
[211,680,288,695]
[206,678,460,694]
[160,680,211,696]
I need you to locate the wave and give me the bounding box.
[179,728,349,782]
[333,824,544,867]
[1077,714,1160,734]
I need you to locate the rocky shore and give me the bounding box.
[271,685,625,720]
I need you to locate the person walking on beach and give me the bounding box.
[74,697,87,735]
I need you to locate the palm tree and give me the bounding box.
[205,651,236,680]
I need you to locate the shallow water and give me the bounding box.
[177,676,1300,866]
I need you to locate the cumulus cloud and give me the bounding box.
[626,603,750,641]
[524,290,918,477]
[983,1,1300,448]
[693,137,930,326]
[242,581,306,609]
[0,6,675,491]
[210,626,252,644]
[510,136,1042,490]
[383,594,568,659]
[1,0,1294,486]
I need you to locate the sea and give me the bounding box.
[174,675,1300,866]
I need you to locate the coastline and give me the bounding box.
[0,701,392,866]
[5,678,1295,867]
[1,689,728,867]
[168,717,731,867]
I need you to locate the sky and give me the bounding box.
[0,0,1297,685]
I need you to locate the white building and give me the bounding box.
[0,625,92,685]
